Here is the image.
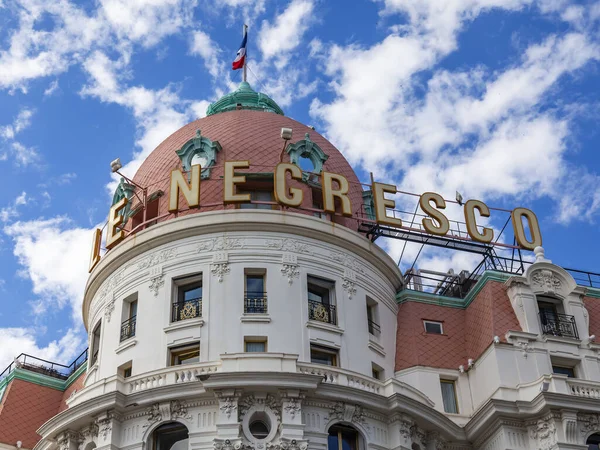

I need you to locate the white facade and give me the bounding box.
[33,212,600,450]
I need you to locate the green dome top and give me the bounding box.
[206,81,284,116]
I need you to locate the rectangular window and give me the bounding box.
[91,321,101,365]
[119,361,132,379]
[424,320,443,334]
[170,343,200,366]
[440,380,458,414]
[310,344,338,366]
[308,276,337,325]
[245,338,267,352]
[245,270,267,313]
[371,363,383,380]
[240,190,273,210]
[120,296,137,342]
[123,367,132,378]
[172,276,203,322]
[366,298,380,337]
[553,365,576,378]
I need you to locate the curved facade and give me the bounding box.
[3,83,600,450]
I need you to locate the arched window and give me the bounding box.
[152,422,189,450]
[587,433,600,450]
[328,424,361,450]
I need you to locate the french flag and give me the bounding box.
[232,30,247,70]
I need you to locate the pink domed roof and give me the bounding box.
[130,110,365,231]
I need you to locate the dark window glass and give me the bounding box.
[310,345,338,366]
[587,433,600,450]
[328,425,358,450]
[424,321,443,334]
[440,380,458,414]
[308,277,333,304]
[246,275,265,297]
[153,422,188,450]
[179,283,202,303]
[553,365,575,377]
[170,344,200,366]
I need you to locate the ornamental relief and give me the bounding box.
[528,418,557,450]
[266,238,311,254]
[137,248,178,270]
[531,269,562,295]
[329,251,366,275]
[198,236,245,252]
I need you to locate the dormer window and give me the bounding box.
[287,133,329,179]
[176,129,222,179]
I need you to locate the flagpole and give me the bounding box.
[243,24,248,83]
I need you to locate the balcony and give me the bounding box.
[368,319,381,337]
[308,300,337,325]
[120,316,136,342]
[539,311,579,339]
[244,292,268,314]
[0,349,88,382]
[172,298,202,322]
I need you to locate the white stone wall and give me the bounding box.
[83,212,400,386]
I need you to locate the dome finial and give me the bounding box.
[206,81,284,116]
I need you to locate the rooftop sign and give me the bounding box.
[89,162,542,272]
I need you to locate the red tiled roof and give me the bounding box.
[130,110,365,231]
[395,281,521,371]
[0,379,63,449]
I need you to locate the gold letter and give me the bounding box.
[274,163,303,207]
[106,197,128,250]
[512,207,542,250]
[224,160,251,204]
[169,165,201,213]
[464,199,494,243]
[89,228,102,273]
[322,172,352,217]
[372,182,402,227]
[420,192,449,236]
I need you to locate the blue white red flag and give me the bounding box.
[232,30,247,70]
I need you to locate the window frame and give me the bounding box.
[440,379,459,414]
[90,320,102,366]
[245,337,268,353]
[310,344,339,367]
[423,320,443,335]
[307,275,335,305]
[172,274,203,322]
[169,342,201,366]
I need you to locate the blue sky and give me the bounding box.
[0,0,599,369]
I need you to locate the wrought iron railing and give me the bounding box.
[120,316,137,342]
[244,292,268,314]
[308,300,337,325]
[0,347,88,381]
[368,319,381,336]
[540,312,579,339]
[172,298,202,322]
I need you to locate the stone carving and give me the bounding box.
[579,413,600,433]
[329,402,369,433]
[284,397,301,419]
[198,237,244,252]
[267,439,309,450]
[398,420,412,440]
[137,248,177,270]
[144,403,163,427]
[80,423,99,439]
[149,273,165,296]
[266,238,311,254]
[281,263,300,285]
[211,262,230,282]
[265,394,282,422]
[104,295,116,322]
[220,397,237,419]
[529,418,557,450]
[342,278,357,299]
[238,395,256,419]
[531,270,561,294]
[427,431,447,450]
[214,439,242,450]
[329,251,365,274]
[171,400,193,421]
[98,270,125,301]
[410,424,427,446]
[97,417,112,439]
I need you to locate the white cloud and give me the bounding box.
[0,191,29,222]
[44,79,59,96]
[258,0,315,61]
[190,30,220,77]
[0,108,35,139]
[0,327,84,374]
[3,217,93,321]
